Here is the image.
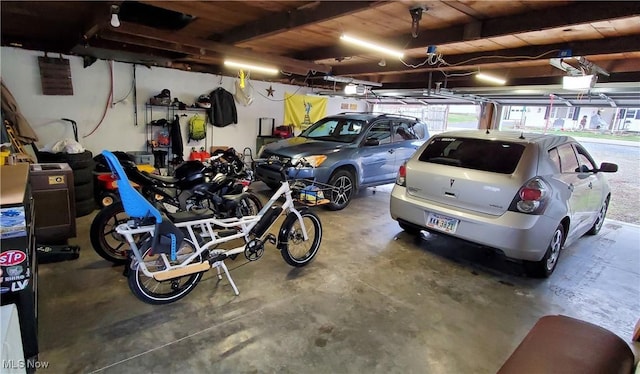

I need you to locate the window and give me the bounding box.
[556,144,579,173]
[418,137,525,174]
[548,148,561,172]
[303,119,338,137]
[575,144,596,172]
[301,118,365,143]
[366,121,391,145]
[391,120,418,142]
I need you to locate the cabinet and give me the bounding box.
[30,163,75,243]
[0,164,39,368]
[145,104,210,173]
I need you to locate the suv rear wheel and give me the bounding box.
[327,170,355,211]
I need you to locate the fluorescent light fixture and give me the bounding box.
[224,60,279,75]
[476,73,506,85]
[344,84,357,95]
[324,75,383,87]
[562,75,595,90]
[340,34,404,59]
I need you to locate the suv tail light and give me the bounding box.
[508,177,549,214]
[396,163,407,186]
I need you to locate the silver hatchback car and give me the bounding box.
[390,130,618,277]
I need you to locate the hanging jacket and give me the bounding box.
[169,115,184,159]
[209,87,237,127]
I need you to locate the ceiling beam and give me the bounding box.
[215,1,380,44]
[295,1,640,62]
[109,21,331,75]
[100,30,209,59]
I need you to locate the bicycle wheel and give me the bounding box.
[279,210,322,267]
[128,237,204,304]
[90,202,134,264]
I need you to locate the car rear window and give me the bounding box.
[418,137,525,174]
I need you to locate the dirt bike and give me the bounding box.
[90,151,262,264]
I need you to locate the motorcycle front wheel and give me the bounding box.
[236,192,263,217]
[128,237,204,304]
[90,202,134,264]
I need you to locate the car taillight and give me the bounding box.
[509,177,549,214]
[396,163,407,186]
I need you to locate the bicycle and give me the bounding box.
[101,150,323,304]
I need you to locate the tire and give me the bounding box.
[587,198,609,235]
[89,202,131,264]
[64,150,93,167]
[128,237,204,304]
[73,167,93,184]
[75,199,96,218]
[236,192,263,217]
[326,169,355,211]
[525,224,564,278]
[67,157,95,170]
[36,151,66,164]
[74,181,94,201]
[265,181,281,191]
[399,221,421,235]
[279,210,322,267]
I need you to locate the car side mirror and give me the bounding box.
[598,162,618,173]
[364,138,380,146]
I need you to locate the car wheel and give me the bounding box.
[326,169,355,211]
[587,198,608,235]
[399,221,421,235]
[525,224,564,278]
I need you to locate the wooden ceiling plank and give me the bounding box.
[216,1,380,44]
[481,2,640,38]
[295,2,640,62]
[441,1,487,19]
[111,22,330,74]
[332,35,640,77]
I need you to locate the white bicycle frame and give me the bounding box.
[115,179,307,293]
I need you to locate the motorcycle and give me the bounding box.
[90,150,262,264]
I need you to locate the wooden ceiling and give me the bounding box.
[2,1,640,105]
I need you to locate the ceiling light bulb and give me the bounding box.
[340,34,404,59]
[110,13,120,28]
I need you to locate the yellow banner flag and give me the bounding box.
[284,93,327,130]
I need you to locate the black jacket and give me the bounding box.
[209,88,237,127]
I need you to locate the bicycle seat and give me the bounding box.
[101,150,162,224]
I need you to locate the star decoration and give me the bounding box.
[266,85,275,97]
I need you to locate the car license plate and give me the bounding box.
[426,213,459,234]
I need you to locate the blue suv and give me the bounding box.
[255,112,429,210]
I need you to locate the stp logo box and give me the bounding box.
[0,249,30,294]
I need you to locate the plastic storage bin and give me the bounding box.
[126,151,154,165]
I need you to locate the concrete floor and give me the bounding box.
[38,184,639,373]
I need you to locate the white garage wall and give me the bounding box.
[1,47,368,157]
